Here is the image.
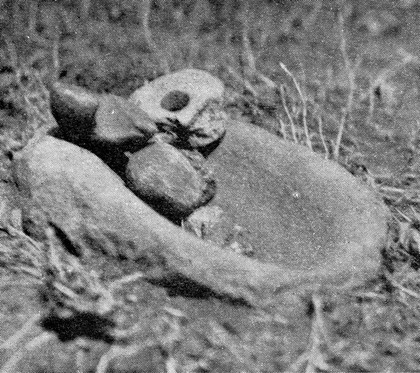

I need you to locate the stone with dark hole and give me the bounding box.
[130,69,226,153]
[160,90,190,112]
[130,69,224,126]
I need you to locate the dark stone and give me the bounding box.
[93,95,158,152]
[49,81,99,142]
[126,142,215,220]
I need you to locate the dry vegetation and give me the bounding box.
[2,0,420,372]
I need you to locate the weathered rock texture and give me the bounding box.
[50,81,158,153]
[126,142,215,219]
[49,81,99,141]
[12,129,389,309]
[205,120,390,281]
[94,94,158,151]
[186,100,226,152]
[0,181,22,230]
[130,69,226,153]
[130,69,224,126]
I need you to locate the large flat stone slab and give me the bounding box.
[12,135,291,308]
[12,126,389,310]
[204,120,390,285]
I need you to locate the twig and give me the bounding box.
[108,272,145,292]
[255,71,277,90]
[334,109,347,160]
[276,113,288,140]
[51,32,60,83]
[280,84,298,143]
[226,65,258,96]
[390,279,420,300]
[139,0,170,74]
[279,62,312,150]
[240,1,256,74]
[333,11,356,160]
[289,293,331,372]
[365,77,375,128]
[317,116,329,159]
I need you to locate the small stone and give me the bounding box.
[50,82,158,153]
[49,81,99,141]
[126,142,215,220]
[179,149,214,182]
[125,294,138,303]
[130,69,226,153]
[186,101,226,153]
[130,69,224,126]
[184,207,254,257]
[94,95,158,151]
[183,205,224,239]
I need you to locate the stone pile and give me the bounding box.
[49,69,225,219]
[1,68,392,373]
[11,68,390,308]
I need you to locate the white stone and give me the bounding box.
[130,69,224,126]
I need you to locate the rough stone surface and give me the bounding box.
[50,82,158,153]
[12,127,390,306]
[130,69,226,153]
[130,69,224,126]
[13,135,312,309]
[94,94,158,151]
[186,100,227,153]
[205,120,390,287]
[49,80,99,141]
[0,181,22,231]
[184,205,255,257]
[126,142,215,219]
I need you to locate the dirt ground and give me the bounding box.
[2,0,420,372]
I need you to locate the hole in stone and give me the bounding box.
[160,90,190,112]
